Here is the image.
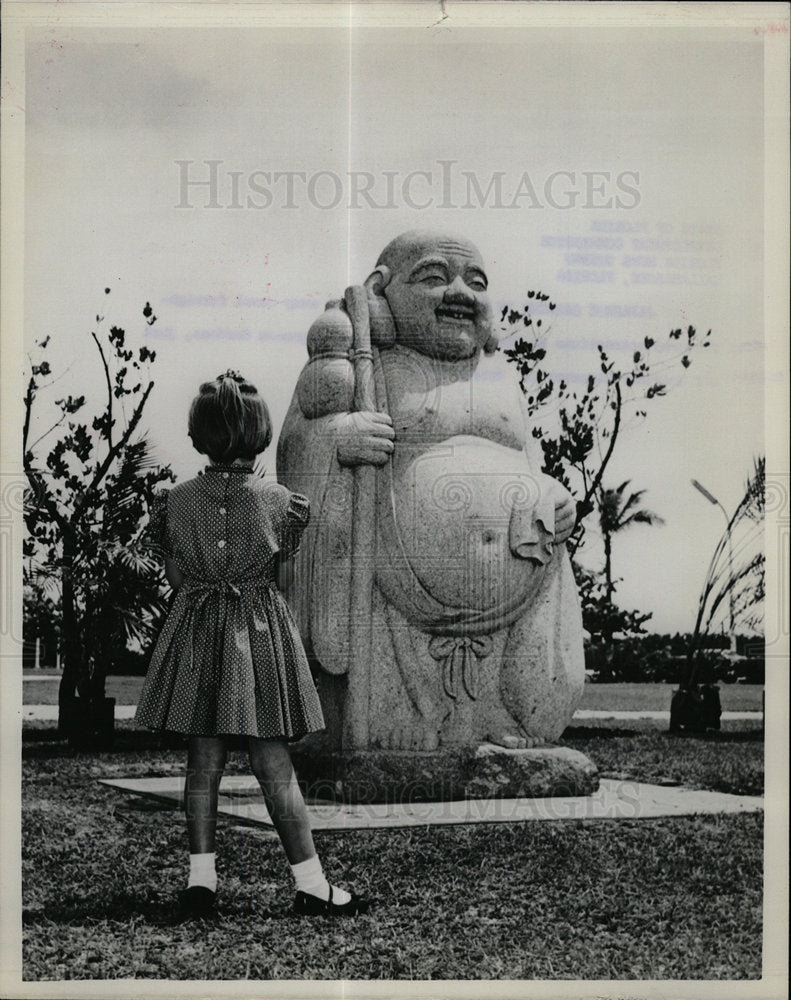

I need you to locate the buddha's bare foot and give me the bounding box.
[487,732,545,750]
[419,728,440,751]
[379,720,439,751]
[488,732,527,750]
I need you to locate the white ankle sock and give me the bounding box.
[187,852,217,892]
[290,854,351,905]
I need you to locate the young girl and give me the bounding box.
[135,370,369,918]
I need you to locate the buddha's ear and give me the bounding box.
[480,301,498,354]
[483,332,499,355]
[364,266,396,348]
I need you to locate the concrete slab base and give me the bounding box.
[574,709,761,721]
[99,775,763,831]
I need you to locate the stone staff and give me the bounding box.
[342,284,379,748]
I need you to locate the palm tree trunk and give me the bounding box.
[58,547,114,746]
[57,530,89,730]
[603,531,613,603]
[86,602,108,702]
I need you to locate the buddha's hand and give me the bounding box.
[336,411,396,467]
[548,481,577,543]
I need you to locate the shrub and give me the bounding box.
[584,633,764,684]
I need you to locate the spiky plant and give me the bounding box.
[687,456,765,678]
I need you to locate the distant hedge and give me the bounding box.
[585,633,764,685]
[28,628,766,685]
[111,649,150,676]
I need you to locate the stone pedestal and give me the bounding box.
[292,743,599,804]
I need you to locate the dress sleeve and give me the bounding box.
[144,488,171,558]
[279,491,310,559]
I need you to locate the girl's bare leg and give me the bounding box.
[248,737,315,864]
[185,736,227,855]
[248,737,366,911]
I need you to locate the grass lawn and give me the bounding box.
[23,676,765,712]
[21,720,764,981]
[580,682,763,713]
[23,675,145,706]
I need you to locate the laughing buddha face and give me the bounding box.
[373,232,495,361]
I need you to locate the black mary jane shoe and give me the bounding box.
[176,885,217,919]
[293,886,371,917]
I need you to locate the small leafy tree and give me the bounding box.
[23,295,173,728]
[499,291,707,657]
[500,293,709,555]
[574,562,653,640]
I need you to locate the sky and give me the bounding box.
[21,18,768,634]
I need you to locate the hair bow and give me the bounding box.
[218,369,244,383]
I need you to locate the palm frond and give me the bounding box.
[734,455,765,524]
[598,481,663,534]
[623,509,665,527]
[618,489,648,521]
[103,436,166,536]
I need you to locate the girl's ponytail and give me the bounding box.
[217,370,245,460]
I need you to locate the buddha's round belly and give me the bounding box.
[386,436,547,611]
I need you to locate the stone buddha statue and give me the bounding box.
[277,231,585,755]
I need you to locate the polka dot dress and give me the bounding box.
[134,466,325,739]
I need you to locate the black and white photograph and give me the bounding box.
[1,1,788,997]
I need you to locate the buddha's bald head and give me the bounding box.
[376,231,485,275]
[368,231,494,360]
